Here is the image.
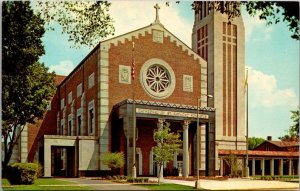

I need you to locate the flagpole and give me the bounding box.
[245,67,249,178]
[131,42,137,178]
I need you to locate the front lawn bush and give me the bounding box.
[7,162,39,184]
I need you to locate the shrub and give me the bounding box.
[127,177,134,183]
[7,163,39,184]
[101,152,125,175]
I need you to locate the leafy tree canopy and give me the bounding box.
[2,1,56,172]
[248,137,265,150]
[35,1,115,47]
[279,109,299,141]
[2,1,45,74]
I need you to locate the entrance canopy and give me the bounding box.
[114,99,215,122]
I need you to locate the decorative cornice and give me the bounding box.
[114,99,216,112]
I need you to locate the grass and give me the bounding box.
[2,178,92,190]
[138,183,202,190]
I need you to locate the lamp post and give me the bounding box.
[195,95,213,189]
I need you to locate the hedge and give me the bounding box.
[7,162,39,184]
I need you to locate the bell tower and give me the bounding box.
[192,2,246,151]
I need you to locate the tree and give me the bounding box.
[153,122,182,184]
[248,137,265,150]
[279,109,299,141]
[101,152,125,175]
[2,1,56,173]
[35,1,115,47]
[191,2,299,40]
[223,153,242,177]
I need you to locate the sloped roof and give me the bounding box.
[101,22,206,63]
[219,149,299,157]
[54,75,66,86]
[267,140,299,147]
[58,22,207,88]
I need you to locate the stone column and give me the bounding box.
[280,159,283,176]
[44,140,51,177]
[288,159,292,176]
[182,120,190,178]
[220,157,223,176]
[270,159,274,176]
[261,158,265,176]
[252,158,255,176]
[157,118,165,179]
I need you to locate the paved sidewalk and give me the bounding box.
[149,177,299,190]
[57,178,148,190]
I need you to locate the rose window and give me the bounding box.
[145,65,170,93]
[140,58,176,99]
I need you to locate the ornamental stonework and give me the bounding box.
[119,65,131,84]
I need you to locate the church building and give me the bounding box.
[15,2,247,178]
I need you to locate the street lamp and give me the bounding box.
[195,95,213,189]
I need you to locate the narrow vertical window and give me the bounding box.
[77,83,82,98]
[89,108,94,134]
[68,91,72,104]
[77,115,82,135]
[88,100,95,135]
[88,73,95,89]
[68,120,72,135]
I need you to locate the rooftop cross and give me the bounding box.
[154,3,160,23]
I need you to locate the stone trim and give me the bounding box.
[101,23,206,62]
[98,43,110,170]
[114,99,215,112]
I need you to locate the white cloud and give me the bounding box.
[242,10,273,42]
[248,67,298,108]
[109,1,193,46]
[49,60,75,76]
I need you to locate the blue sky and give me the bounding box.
[38,1,299,140]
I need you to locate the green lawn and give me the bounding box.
[2,178,92,190]
[138,183,201,190]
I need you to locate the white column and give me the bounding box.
[200,124,206,171]
[261,158,265,176]
[44,140,51,177]
[270,159,274,176]
[157,119,165,179]
[288,159,292,176]
[280,159,283,176]
[220,157,223,176]
[252,158,255,176]
[182,120,190,178]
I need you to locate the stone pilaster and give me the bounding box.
[99,43,110,170]
[81,92,86,135]
[20,124,28,162]
[182,120,190,177]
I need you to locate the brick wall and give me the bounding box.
[108,32,202,111]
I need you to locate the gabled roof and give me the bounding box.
[101,22,206,63]
[58,22,207,88]
[267,140,299,147]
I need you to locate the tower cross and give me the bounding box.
[154,3,160,23]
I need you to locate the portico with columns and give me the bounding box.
[112,99,216,177]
